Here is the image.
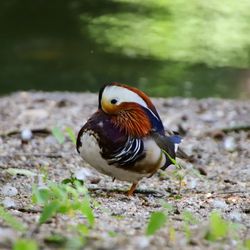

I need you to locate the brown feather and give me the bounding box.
[111,103,151,137]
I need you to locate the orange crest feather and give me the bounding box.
[112,103,151,137]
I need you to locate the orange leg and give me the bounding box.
[127,182,138,196]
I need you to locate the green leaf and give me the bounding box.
[160,201,173,213]
[161,149,182,169]
[146,211,167,236]
[182,210,198,224]
[65,127,76,145]
[76,224,89,236]
[0,206,26,232]
[44,234,67,246]
[13,239,38,250]
[5,168,36,177]
[244,239,250,250]
[51,127,65,144]
[206,211,229,241]
[108,231,118,237]
[39,200,60,224]
[32,187,50,204]
[80,198,95,227]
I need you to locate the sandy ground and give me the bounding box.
[0,91,249,250]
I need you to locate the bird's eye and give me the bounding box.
[110,99,118,105]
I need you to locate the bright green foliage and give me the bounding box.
[182,210,198,240]
[65,127,77,145]
[0,206,26,232]
[161,149,182,170]
[205,211,229,241]
[32,180,94,227]
[51,126,65,144]
[13,239,38,250]
[44,234,67,246]
[84,0,250,68]
[146,211,167,235]
[5,168,36,177]
[244,239,250,250]
[52,126,76,145]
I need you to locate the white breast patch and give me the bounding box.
[78,131,148,182]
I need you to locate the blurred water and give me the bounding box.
[0,1,249,99]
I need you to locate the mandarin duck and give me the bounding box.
[76,83,182,195]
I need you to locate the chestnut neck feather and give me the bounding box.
[111,103,151,138]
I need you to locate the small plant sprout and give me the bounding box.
[65,127,77,145]
[32,179,94,226]
[162,149,186,195]
[51,126,65,144]
[205,211,232,241]
[182,210,198,241]
[146,203,173,236]
[51,126,76,145]
[0,206,26,232]
[146,211,168,236]
[13,239,38,250]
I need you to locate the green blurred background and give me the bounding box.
[1,0,250,98]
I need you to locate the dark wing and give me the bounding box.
[77,110,145,168]
[151,131,182,169]
[102,136,145,167]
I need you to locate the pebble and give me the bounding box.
[1,184,18,197]
[228,210,242,222]
[224,136,237,152]
[134,236,150,249]
[0,228,17,242]
[18,109,49,120]
[74,168,92,181]
[212,199,228,209]
[200,113,215,122]
[2,197,16,208]
[44,135,58,145]
[187,178,197,189]
[21,129,33,142]
[166,165,176,172]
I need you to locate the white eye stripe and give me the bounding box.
[103,86,148,108]
[103,85,161,121]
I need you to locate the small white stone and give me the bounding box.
[228,210,242,222]
[212,199,228,209]
[187,179,197,189]
[2,197,16,208]
[1,184,18,197]
[166,165,176,172]
[21,129,33,141]
[224,137,237,152]
[134,236,150,249]
[74,168,92,181]
[200,113,215,122]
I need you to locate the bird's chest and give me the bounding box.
[78,131,109,174]
[78,130,148,182]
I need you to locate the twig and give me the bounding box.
[8,207,42,213]
[204,125,250,137]
[0,128,51,138]
[87,186,166,197]
[0,153,75,158]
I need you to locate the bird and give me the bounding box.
[76,82,183,196]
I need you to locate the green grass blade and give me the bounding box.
[51,127,65,144]
[39,200,60,224]
[13,239,38,250]
[65,127,77,145]
[146,211,167,236]
[0,206,26,232]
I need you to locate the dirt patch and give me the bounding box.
[0,91,249,249]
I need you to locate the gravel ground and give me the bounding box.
[0,91,249,250]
